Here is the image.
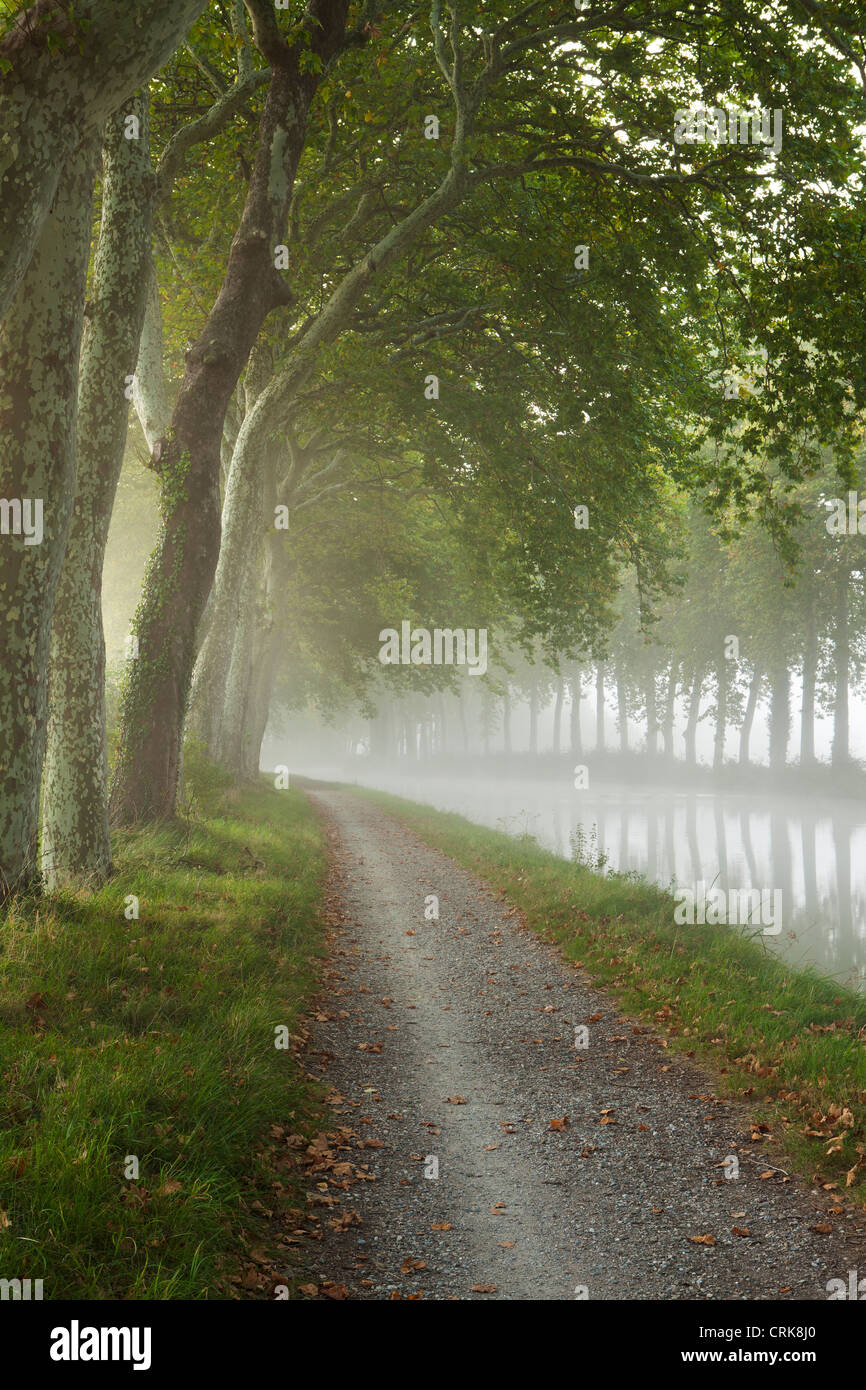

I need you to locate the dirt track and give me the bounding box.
[301,789,866,1301]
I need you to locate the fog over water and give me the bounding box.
[287,761,866,990]
[267,687,866,993]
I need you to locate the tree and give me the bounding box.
[0,0,209,319]
[41,96,154,888]
[0,136,98,893]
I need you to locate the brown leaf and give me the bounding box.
[445,1096,467,1105]
[157,1178,182,1196]
[549,1116,569,1131]
[471,1283,497,1293]
[431,1222,452,1231]
[688,1234,716,1246]
[732,1226,750,1238]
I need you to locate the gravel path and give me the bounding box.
[301,789,866,1301]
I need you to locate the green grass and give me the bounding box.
[0,771,330,1299]
[352,786,866,1199]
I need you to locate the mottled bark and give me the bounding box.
[110,1,350,823]
[237,495,290,778]
[0,137,98,894]
[42,98,154,889]
[187,344,273,756]
[132,261,172,452]
[215,543,261,772]
[0,0,207,320]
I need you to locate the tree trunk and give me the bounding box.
[595,663,606,751]
[503,687,512,753]
[739,663,762,766]
[832,566,849,768]
[713,655,727,771]
[768,666,790,772]
[436,692,447,756]
[132,260,172,451]
[529,675,539,755]
[0,137,98,895]
[216,571,259,775]
[459,692,469,752]
[663,662,677,757]
[187,344,273,756]
[645,670,657,755]
[42,97,153,889]
[769,672,789,772]
[242,621,282,779]
[800,600,817,768]
[0,0,207,320]
[552,675,564,755]
[616,664,628,753]
[110,5,349,824]
[684,668,702,766]
[569,670,582,755]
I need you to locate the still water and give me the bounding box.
[303,763,866,991]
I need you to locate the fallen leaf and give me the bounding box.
[471,1283,497,1293]
[688,1234,716,1246]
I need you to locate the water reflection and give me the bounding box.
[314,768,866,990]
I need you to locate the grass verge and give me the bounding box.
[352,785,866,1201]
[0,770,329,1299]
